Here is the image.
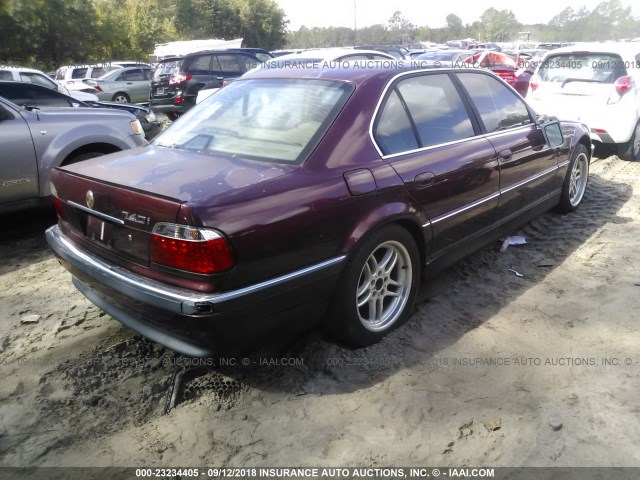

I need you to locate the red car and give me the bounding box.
[47,64,591,357]
[464,50,520,88]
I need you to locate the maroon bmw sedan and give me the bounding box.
[46,64,591,357]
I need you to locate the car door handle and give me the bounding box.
[414,172,435,188]
[499,149,512,161]
[126,82,133,85]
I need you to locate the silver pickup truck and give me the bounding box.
[0,96,147,213]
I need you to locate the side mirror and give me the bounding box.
[542,121,564,149]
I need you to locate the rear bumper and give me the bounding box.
[46,225,345,356]
[149,97,195,114]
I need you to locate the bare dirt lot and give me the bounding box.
[1,153,640,469]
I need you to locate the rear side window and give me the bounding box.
[374,73,476,155]
[71,68,88,79]
[185,55,213,74]
[397,74,475,147]
[538,53,627,84]
[122,69,145,81]
[375,90,419,155]
[458,73,531,133]
[0,71,13,80]
[91,67,107,78]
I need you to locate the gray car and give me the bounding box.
[0,96,147,213]
[89,67,154,103]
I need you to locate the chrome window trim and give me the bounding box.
[482,124,534,140]
[68,200,125,225]
[369,69,537,160]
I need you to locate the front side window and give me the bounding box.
[458,72,531,133]
[155,78,354,164]
[216,55,243,73]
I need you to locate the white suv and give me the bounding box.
[0,66,98,102]
[527,43,640,161]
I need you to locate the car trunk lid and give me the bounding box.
[52,146,296,265]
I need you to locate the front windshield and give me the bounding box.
[155,78,354,164]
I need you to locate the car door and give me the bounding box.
[372,71,500,257]
[456,71,560,217]
[120,68,149,103]
[0,102,39,204]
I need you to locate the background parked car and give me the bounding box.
[0,66,98,102]
[0,81,161,139]
[527,43,640,161]
[463,50,520,88]
[86,66,154,103]
[55,64,110,88]
[47,64,590,357]
[149,49,266,119]
[413,49,473,66]
[0,93,146,213]
[354,45,408,59]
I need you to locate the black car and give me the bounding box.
[0,81,162,139]
[149,49,268,119]
[354,45,408,59]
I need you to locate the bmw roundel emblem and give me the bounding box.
[86,190,94,209]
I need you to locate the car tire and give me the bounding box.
[556,143,589,213]
[63,151,105,166]
[112,93,130,103]
[166,112,181,121]
[617,120,640,161]
[324,224,420,347]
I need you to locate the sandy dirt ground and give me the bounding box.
[1,152,640,469]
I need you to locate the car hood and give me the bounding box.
[62,145,298,203]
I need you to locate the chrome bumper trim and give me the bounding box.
[46,225,346,315]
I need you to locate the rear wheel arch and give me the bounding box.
[325,222,422,347]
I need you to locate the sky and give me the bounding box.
[274,0,640,30]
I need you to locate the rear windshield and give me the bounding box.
[538,53,627,84]
[154,78,354,164]
[153,60,182,79]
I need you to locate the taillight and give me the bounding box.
[94,85,102,92]
[530,74,541,91]
[150,223,234,274]
[169,73,192,85]
[53,196,64,219]
[51,183,64,219]
[614,76,633,95]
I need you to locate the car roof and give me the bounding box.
[0,66,47,74]
[183,49,261,59]
[543,42,640,56]
[270,48,396,62]
[242,63,492,87]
